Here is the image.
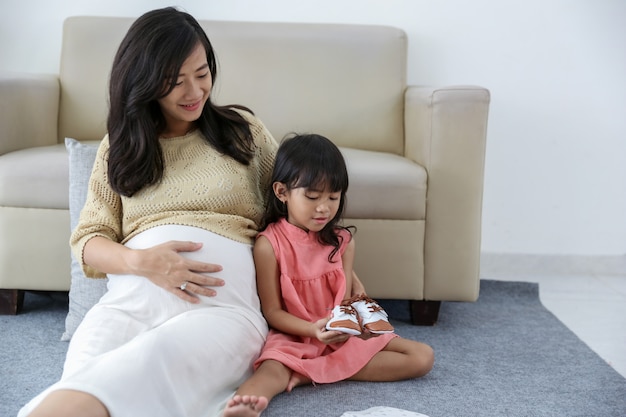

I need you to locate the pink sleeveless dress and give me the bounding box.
[254,218,396,383]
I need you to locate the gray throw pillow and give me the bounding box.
[61,138,108,341]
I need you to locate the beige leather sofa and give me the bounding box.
[0,16,490,323]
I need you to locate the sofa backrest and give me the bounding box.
[59,16,407,154]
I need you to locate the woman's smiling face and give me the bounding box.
[157,42,212,138]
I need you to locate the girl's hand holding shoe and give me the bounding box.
[314,318,350,345]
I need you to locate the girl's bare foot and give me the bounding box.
[286,371,311,392]
[223,394,269,417]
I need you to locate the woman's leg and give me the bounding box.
[23,307,265,417]
[26,390,108,417]
[18,276,162,417]
[349,337,434,381]
[20,226,267,417]
[62,284,154,378]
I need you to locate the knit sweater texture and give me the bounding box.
[70,111,277,278]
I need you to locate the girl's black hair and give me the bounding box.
[261,133,355,262]
[106,7,255,196]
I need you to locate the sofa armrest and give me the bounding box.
[405,85,490,301]
[0,72,59,156]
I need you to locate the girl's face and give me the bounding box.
[275,183,342,232]
[157,42,212,138]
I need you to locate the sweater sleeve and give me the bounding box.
[69,135,123,278]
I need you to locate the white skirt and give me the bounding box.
[19,225,268,417]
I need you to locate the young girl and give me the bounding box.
[223,134,434,417]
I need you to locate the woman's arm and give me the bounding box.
[72,137,224,302]
[254,236,349,344]
[83,236,224,303]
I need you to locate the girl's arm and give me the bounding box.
[254,236,314,337]
[341,237,356,301]
[351,271,366,296]
[254,236,347,344]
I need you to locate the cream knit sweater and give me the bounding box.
[71,112,277,278]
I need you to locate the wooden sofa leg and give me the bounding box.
[409,300,441,326]
[0,289,25,315]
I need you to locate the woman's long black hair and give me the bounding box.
[261,133,355,262]
[106,7,255,196]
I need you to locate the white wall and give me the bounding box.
[2,0,625,257]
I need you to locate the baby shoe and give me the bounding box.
[351,295,394,334]
[326,304,362,335]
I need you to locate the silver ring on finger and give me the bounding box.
[180,281,189,291]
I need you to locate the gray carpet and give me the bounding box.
[1,280,625,417]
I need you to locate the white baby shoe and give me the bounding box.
[351,295,394,334]
[326,304,362,335]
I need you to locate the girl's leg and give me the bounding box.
[223,360,292,417]
[286,371,311,392]
[349,337,434,381]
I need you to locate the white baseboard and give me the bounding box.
[480,253,626,279]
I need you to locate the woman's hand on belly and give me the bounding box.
[128,240,225,303]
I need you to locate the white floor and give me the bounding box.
[490,273,626,379]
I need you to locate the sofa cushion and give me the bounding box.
[0,144,69,209]
[0,144,427,221]
[61,138,107,341]
[341,148,426,220]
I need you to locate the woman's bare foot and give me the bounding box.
[223,395,268,417]
[286,371,311,392]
